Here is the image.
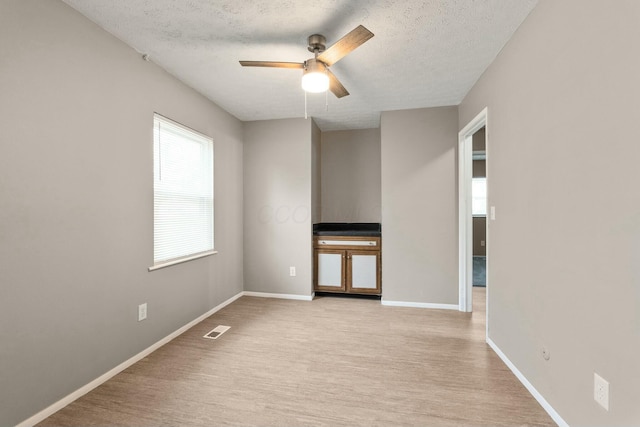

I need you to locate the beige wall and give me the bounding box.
[460,0,640,424]
[0,1,244,425]
[243,118,313,297]
[380,107,459,304]
[320,129,381,223]
[311,121,322,224]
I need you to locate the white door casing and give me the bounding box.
[458,107,488,316]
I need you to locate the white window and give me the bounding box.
[472,177,487,217]
[151,114,214,269]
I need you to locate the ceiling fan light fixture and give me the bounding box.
[302,59,329,93]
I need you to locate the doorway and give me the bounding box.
[458,108,488,327]
[472,128,487,291]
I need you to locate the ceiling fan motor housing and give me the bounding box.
[304,58,327,73]
[307,34,326,53]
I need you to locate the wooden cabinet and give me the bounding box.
[313,236,381,295]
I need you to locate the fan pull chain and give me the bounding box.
[304,91,308,119]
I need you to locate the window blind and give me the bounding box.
[153,114,214,266]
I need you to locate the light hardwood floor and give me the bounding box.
[39,288,555,426]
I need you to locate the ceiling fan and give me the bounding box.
[240,25,374,98]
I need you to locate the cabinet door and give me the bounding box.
[314,249,346,292]
[347,250,380,294]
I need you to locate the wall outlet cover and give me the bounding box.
[138,303,147,322]
[594,372,609,411]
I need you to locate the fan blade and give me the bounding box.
[327,69,349,98]
[317,25,374,66]
[239,61,304,69]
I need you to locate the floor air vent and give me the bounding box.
[203,325,230,340]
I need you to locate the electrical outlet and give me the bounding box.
[289,266,296,277]
[480,240,485,247]
[490,206,496,220]
[594,373,609,410]
[138,303,147,322]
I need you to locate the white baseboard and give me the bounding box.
[17,291,244,427]
[242,291,314,301]
[487,337,569,427]
[381,299,459,310]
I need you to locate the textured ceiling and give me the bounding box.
[61,0,537,131]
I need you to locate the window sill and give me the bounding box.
[148,250,218,272]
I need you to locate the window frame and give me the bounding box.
[149,113,216,271]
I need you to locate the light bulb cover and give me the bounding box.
[302,59,329,93]
[302,72,329,93]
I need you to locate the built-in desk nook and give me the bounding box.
[313,223,381,295]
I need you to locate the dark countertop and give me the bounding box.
[313,222,381,237]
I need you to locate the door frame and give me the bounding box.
[458,107,488,313]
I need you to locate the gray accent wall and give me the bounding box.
[472,126,486,152]
[0,1,244,425]
[243,118,313,297]
[320,129,382,222]
[380,107,459,304]
[473,217,487,257]
[459,0,640,424]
